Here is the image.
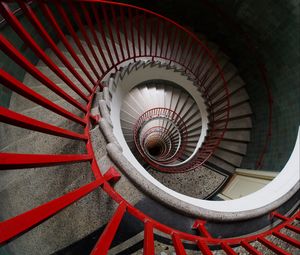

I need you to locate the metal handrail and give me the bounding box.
[0,1,293,254]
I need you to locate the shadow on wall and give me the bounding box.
[120,0,300,172]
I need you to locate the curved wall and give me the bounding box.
[125,0,300,171]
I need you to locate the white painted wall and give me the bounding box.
[110,61,300,213]
[111,62,209,165]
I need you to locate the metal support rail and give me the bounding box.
[0,0,291,254]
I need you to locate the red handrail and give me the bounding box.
[199,0,273,169]
[0,1,294,254]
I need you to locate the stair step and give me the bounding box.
[207,155,236,174]
[229,102,252,119]
[226,117,252,129]
[218,140,247,155]
[213,148,243,167]
[223,130,251,142]
[36,66,91,95]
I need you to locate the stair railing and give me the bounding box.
[0,1,297,254]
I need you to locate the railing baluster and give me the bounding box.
[0,69,86,126]
[154,19,160,59]
[149,16,153,57]
[192,220,212,238]
[101,4,120,64]
[18,1,93,94]
[81,3,110,71]
[54,1,101,81]
[257,237,290,255]
[0,107,87,140]
[0,178,105,245]
[92,3,115,68]
[172,233,187,255]
[39,3,97,87]
[183,39,194,68]
[0,35,87,113]
[179,35,190,64]
[128,7,136,60]
[143,12,147,55]
[273,231,300,248]
[0,2,292,254]
[164,23,173,59]
[286,224,300,234]
[174,30,183,62]
[0,153,92,170]
[190,45,204,74]
[135,9,141,57]
[69,2,105,75]
[160,20,166,58]
[271,212,289,221]
[196,240,213,255]
[143,221,155,255]
[91,202,127,255]
[195,53,210,82]
[186,42,198,71]
[119,6,130,59]
[111,4,125,61]
[221,242,237,255]
[0,2,89,102]
[240,241,262,255]
[169,27,179,61]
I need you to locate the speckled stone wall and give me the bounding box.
[124,0,300,171]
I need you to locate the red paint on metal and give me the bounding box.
[273,231,300,248]
[0,69,86,126]
[0,153,91,170]
[257,237,290,255]
[220,242,237,255]
[240,241,262,255]
[196,240,213,255]
[192,220,212,238]
[69,2,105,75]
[0,178,105,245]
[54,1,101,81]
[103,167,121,184]
[0,2,90,102]
[0,106,87,140]
[286,224,300,234]
[0,35,87,113]
[18,1,93,94]
[39,2,97,86]
[172,233,187,255]
[144,221,155,255]
[91,202,127,255]
[0,1,295,254]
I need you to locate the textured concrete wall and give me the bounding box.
[125,0,300,171]
[232,1,300,171]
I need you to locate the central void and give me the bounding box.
[120,80,203,170]
[117,79,226,199]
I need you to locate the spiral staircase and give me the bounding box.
[0,1,299,255]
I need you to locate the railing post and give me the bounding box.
[171,233,187,255]
[143,221,155,255]
[91,202,127,255]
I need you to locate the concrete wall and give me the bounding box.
[125,0,300,171]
